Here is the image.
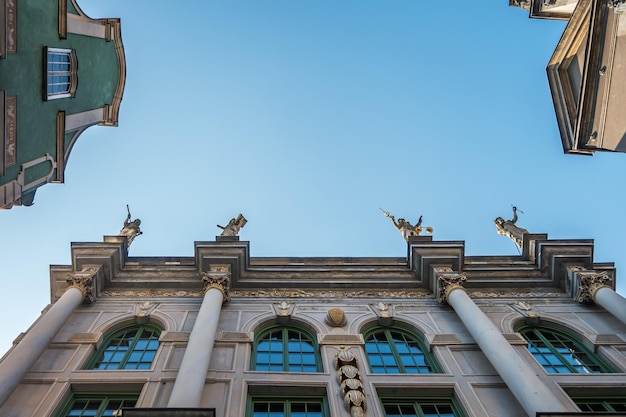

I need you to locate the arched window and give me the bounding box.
[87,324,161,370]
[363,327,437,374]
[518,326,613,374]
[252,326,320,372]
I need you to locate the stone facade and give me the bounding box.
[0,234,625,416]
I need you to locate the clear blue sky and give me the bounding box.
[1,2,625,355]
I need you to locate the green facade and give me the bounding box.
[0,0,125,208]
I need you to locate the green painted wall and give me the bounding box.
[0,0,121,201]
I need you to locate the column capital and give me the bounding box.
[568,266,613,303]
[66,267,98,303]
[201,265,231,302]
[433,266,467,304]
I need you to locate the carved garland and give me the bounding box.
[336,347,366,417]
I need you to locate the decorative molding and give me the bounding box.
[202,264,231,301]
[66,267,98,303]
[467,289,567,298]
[7,0,16,52]
[102,290,203,297]
[229,289,431,298]
[433,267,467,304]
[5,95,16,168]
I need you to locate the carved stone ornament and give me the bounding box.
[134,301,157,323]
[273,301,295,318]
[575,271,612,303]
[66,268,98,304]
[434,267,467,304]
[326,307,347,327]
[201,264,231,301]
[336,346,366,417]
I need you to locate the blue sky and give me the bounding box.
[1,2,626,355]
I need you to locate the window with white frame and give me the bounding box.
[45,47,77,100]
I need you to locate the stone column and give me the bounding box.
[167,266,230,408]
[435,268,571,417]
[572,269,626,325]
[0,268,96,407]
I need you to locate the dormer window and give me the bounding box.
[44,47,77,100]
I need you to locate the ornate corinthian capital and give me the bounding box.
[434,267,467,304]
[574,270,612,303]
[201,265,231,302]
[66,267,98,304]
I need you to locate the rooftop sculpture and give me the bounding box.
[494,206,528,248]
[381,208,432,242]
[217,213,247,237]
[119,205,142,246]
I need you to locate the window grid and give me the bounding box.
[47,51,71,96]
[91,325,160,370]
[575,398,626,412]
[253,327,319,372]
[381,399,460,417]
[59,394,137,417]
[364,329,434,374]
[520,327,609,374]
[250,398,325,417]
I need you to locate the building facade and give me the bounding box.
[0,232,626,417]
[0,0,126,208]
[511,0,626,154]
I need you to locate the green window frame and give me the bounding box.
[380,398,463,417]
[518,326,613,374]
[251,326,321,372]
[247,396,328,417]
[87,324,161,370]
[574,397,626,413]
[363,328,438,374]
[55,393,138,417]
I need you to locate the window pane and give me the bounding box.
[90,326,160,370]
[521,328,607,374]
[365,329,434,374]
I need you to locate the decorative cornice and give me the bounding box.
[66,267,97,303]
[434,267,467,304]
[202,265,231,302]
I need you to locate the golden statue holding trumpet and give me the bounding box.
[380,208,433,242]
